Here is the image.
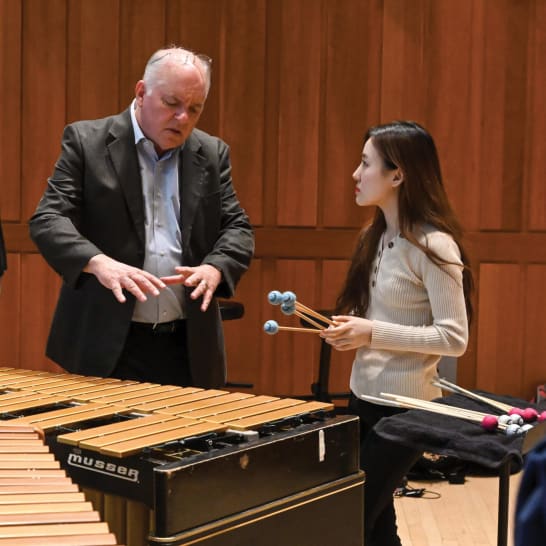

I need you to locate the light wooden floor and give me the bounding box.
[394,473,521,546]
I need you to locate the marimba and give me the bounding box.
[0,422,124,546]
[0,368,363,546]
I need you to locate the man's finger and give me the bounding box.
[111,284,126,304]
[200,289,212,311]
[160,274,185,285]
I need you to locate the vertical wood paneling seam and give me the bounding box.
[64,0,70,125]
[520,265,528,393]
[316,0,327,228]
[423,0,432,123]
[379,0,387,121]
[259,0,268,229]
[263,0,280,228]
[468,0,485,226]
[117,0,122,113]
[17,0,23,221]
[18,0,25,369]
[522,0,536,233]
[217,0,226,134]
[501,0,527,232]
[468,255,481,388]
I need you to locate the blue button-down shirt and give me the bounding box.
[129,101,185,322]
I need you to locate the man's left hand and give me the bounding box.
[161,264,221,311]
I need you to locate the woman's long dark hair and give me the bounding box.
[336,121,474,324]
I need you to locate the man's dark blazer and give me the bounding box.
[29,109,254,388]
[0,221,6,277]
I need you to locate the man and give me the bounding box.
[30,46,254,388]
[0,219,6,295]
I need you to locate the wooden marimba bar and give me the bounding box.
[0,367,334,458]
[0,367,363,546]
[0,423,124,546]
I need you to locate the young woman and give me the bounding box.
[320,121,473,546]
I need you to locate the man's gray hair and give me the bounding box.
[143,46,212,96]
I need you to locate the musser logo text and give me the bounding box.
[67,453,139,482]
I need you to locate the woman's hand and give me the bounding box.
[319,315,372,351]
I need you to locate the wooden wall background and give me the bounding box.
[1,0,545,401]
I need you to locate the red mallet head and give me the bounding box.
[521,408,538,422]
[481,415,499,431]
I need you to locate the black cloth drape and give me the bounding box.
[373,391,546,473]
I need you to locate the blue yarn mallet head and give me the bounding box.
[263,320,280,335]
[280,302,296,315]
[282,291,297,304]
[267,290,284,305]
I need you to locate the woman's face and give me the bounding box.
[352,138,400,208]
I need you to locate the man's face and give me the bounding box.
[135,62,207,156]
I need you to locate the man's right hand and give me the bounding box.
[83,254,166,303]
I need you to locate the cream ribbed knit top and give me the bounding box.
[349,225,469,403]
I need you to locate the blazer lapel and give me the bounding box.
[107,110,145,246]
[180,133,207,252]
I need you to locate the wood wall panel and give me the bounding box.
[381,0,429,121]
[527,0,546,231]
[261,260,320,396]
[119,0,167,109]
[465,0,487,233]
[1,0,546,402]
[166,0,223,135]
[322,0,382,228]
[422,0,480,225]
[219,0,266,226]
[321,260,353,398]
[261,1,282,227]
[479,0,529,231]
[21,0,67,221]
[476,264,524,395]
[67,0,120,122]
[276,0,322,227]
[19,254,62,372]
[0,255,21,366]
[222,259,263,390]
[523,266,546,397]
[0,0,21,221]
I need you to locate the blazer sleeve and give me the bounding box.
[29,124,104,287]
[199,139,254,298]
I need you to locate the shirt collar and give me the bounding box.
[130,99,146,145]
[129,99,183,158]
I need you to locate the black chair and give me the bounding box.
[300,310,351,405]
[218,299,245,321]
[218,300,254,389]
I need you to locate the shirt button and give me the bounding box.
[371,281,376,287]
[388,242,394,249]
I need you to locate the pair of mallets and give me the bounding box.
[263,291,335,335]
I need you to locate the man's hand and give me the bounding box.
[319,315,373,351]
[161,264,221,312]
[84,254,166,303]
